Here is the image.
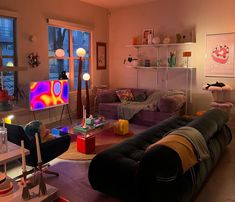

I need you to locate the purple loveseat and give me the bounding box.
[97,88,186,126]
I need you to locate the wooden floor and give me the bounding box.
[3,117,235,202]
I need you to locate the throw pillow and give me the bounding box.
[134,92,147,102]
[116,89,134,103]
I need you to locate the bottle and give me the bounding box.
[147,33,153,45]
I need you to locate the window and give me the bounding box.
[0,16,16,96]
[48,25,90,90]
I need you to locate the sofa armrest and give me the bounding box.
[158,94,186,113]
[137,145,183,201]
[96,89,119,104]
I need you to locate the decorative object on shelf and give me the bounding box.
[168,51,176,67]
[35,132,47,196]
[176,33,182,43]
[142,29,153,45]
[132,36,139,45]
[152,36,161,44]
[96,42,106,70]
[205,33,235,77]
[83,73,90,117]
[163,36,171,44]
[123,54,138,66]
[183,51,192,68]
[27,52,40,68]
[144,59,151,67]
[156,59,162,67]
[76,47,86,118]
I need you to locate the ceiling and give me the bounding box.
[80,0,157,9]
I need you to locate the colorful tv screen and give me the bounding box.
[30,80,69,111]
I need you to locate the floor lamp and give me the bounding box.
[83,73,90,116]
[76,48,86,118]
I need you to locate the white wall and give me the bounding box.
[0,0,109,124]
[109,0,235,113]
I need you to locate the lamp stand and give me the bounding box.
[85,80,90,116]
[77,57,83,118]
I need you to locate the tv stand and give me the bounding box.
[32,104,72,124]
[60,104,72,124]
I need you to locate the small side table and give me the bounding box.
[0,141,30,174]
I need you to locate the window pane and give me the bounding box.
[49,59,69,80]
[72,30,90,57]
[0,16,15,96]
[0,72,14,95]
[74,59,89,90]
[48,26,69,57]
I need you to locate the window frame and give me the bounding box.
[47,19,93,92]
[0,14,17,97]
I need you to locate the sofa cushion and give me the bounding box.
[158,94,186,113]
[96,89,119,103]
[116,89,134,103]
[131,89,147,102]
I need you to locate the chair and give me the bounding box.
[4,123,71,176]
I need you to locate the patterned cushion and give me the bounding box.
[116,89,134,103]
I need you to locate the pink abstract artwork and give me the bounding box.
[205,33,235,77]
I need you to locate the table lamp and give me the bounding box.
[4,115,14,124]
[83,73,90,116]
[183,51,191,68]
[76,48,86,118]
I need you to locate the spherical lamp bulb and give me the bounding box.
[83,73,90,81]
[76,48,86,57]
[55,49,65,57]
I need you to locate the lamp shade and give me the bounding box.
[183,51,192,57]
[6,61,14,67]
[76,48,86,57]
[83,73,90,81]
[55,49,65,57]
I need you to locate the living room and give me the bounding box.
[0,0,235,201]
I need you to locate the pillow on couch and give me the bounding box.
[96,89,119,103]
[132,89,147,102]
[116,89,134,103]
[158,94,186,113]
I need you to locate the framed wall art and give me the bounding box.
[142,29,153,45]
[96,42,106,70]
[205,33,235,77]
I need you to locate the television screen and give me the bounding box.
[30,80,69,111]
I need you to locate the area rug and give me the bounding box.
[58,127,134,161]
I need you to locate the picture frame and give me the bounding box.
[96,42,106,70]
[142,29,153,44]
[205,33,235,77]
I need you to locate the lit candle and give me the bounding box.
[21,140,26,172]
[35,132,42,163]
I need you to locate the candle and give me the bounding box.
[21,140,26,172]
[83,105,85,119]
[2,118,5,129]
[83,109,87,128]
[35,132,42,163]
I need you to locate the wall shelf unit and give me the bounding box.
[126,42,196,114]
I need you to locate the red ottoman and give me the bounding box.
[77,135,95,154]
